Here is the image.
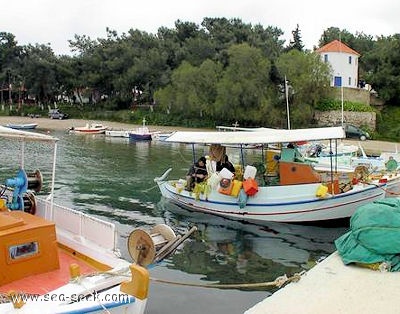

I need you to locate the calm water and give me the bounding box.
[1,129,348,314]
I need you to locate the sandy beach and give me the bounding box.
[0,116,398,155]
[0,116,191,133]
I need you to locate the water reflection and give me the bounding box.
[157,199,347,290]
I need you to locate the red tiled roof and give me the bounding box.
[316,40,360,56]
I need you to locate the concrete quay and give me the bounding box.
[245,251,400,314]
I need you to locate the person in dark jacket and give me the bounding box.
[186,156,208,190]
[216,154,235,174]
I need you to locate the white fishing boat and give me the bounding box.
[105,129,131,138]
[302,141,400,197]
[0,126,195,313]
[299,141,358,158]
[152,132,174,141]
[70,123,108,134]
[155,127,387,224]
[380,144,400,163]
[303,143,386,171]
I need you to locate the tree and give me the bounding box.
[275,50,332,127]
[318,27,355,48]
[214,43,272,124]
[20,44,59,104]
[68,34,98,55]
[287,24,304,52]
[155,59,223,118]
[0,32,22,97]
[363,35,400,104]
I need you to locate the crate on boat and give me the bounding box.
[0,211,59,285]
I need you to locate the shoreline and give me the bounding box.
[0,116,398,155]
[0,116,202,133]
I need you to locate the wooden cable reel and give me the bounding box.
[22,191,37,215]
[127,224,198,266]
[27,169,43,193]
[127,224,177,266]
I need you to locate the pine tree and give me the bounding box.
[287,24,304,52]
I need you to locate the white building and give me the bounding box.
[316,40,360,88]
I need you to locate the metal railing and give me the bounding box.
[36,197,117,251]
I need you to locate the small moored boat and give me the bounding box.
[70,123,108,134]
[152,132,174,141]
[5,123,38,130]
[129,118,152,141]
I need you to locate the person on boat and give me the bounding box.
[216,154,235,174]
[285,142,304,162]
[186,156,208,190]
[385,156,398,172]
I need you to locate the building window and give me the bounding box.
[348,56,352,64]
[324,54,328,62]
[348,77,351,86]
[334,76,342,87]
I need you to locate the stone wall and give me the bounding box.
[314,110,376,130]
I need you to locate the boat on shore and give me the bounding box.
[4,123,38,130]
[155,127,387,224]
[70,122,108,134]
[0,126,195,313]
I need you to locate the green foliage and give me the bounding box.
[315,99,375,112]
[2,21,400,133]
[375,106,400,141]
[319,27,355,48]
[214,44,272,122]
[286,24,304,52]
[363,35,400,103]
[275,50,332,108]
[155,59,223,118]
[274,50,332,127]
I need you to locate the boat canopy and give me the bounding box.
[215,126,276,132]
[0,125,58,142]
[165,127,345,145]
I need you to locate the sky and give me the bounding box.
[2,0,400,55]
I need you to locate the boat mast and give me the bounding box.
[339,34,344,128]
[285,75,291,130]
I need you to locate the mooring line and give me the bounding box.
[150,271,305,289]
